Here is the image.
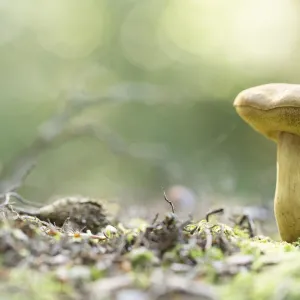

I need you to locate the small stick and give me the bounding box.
[204,227,213,251]
[151,213,159,225]
[205,208,224,222]
[163,191,175,213]
[0,193,10,207]
[0,192,41,208]
[238,214,255,238]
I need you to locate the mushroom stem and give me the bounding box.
[275,132,300,242]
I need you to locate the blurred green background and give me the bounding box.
[0,0,299,213]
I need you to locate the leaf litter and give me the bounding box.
[0,194,300,300]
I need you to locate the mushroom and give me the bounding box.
[233,83,300,242]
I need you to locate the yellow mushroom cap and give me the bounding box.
[234,83,300,141]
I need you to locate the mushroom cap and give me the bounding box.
[234,83,300,141]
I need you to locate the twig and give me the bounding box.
[0,160,37,195]
[205,208,224,222]
[0,95,111,193]
[0,193,10,207]
[163,191,175,213]
[0,92,172,194]
[0,192,41,208]
[204,227,213,251]
[237,214,256,238]
[151,213,159,225]
[218,224,237,254]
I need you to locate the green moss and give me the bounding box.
[128,247,157,269]
[188,246,204,260]
[219,252,300,300]
[0,269,73,300]
[3,206,300,299]
[90,266,106,281]
[206,247,224,260]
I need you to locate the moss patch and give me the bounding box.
[1,204,300,299]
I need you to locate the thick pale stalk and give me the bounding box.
[275,132,300,242]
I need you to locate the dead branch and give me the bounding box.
[0,90,172,194]
[163,191,175,213]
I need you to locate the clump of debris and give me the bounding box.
[1,193,299,300]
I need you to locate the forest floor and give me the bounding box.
[0,200,299,300]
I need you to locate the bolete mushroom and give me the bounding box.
[233,83,300,242]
